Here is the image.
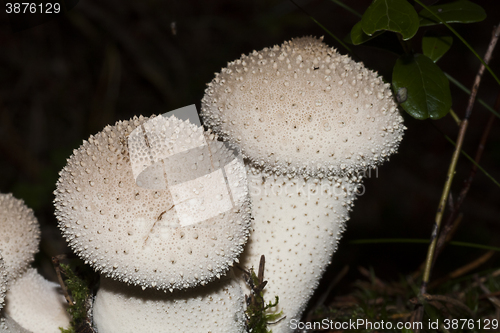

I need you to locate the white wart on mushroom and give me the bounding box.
[202,36,405,332]
[55,115,251,332]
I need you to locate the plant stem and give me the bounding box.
[420,120,468,293]
[446,73,500,118]
[448,109,460,125]
[329,0,362,18]
[396,33,412,55]
[439,131,500,188]
[433,94,499,264]
[419,24,500,300]
[351,238,500,252]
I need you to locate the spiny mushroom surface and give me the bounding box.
[201,36,405,177]
[4,268,70,333]
[54,115,251,291]
[93,273,246,333]
[240,169,359,331]
[0,253,6,311]
[0,194,40,282]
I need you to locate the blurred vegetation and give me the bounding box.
[57,261,94,333]
[1,0,500,332]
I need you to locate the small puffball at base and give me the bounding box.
[4,269,70,333]
[93,273,246,333]
[0,315,31,333]
[0,194,41,281]
[201,36,405,177]
[238,170,359,333]
[54,115,251,291]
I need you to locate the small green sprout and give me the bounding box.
[239,255,284,333]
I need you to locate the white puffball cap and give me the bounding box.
[54,115,251,291]
[93,275,246,333]
[201,36,405,177]
[0,193,41,281]
[4,268,70,333]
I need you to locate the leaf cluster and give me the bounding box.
[346,0,487,120]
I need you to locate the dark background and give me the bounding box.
[0,0,499,315]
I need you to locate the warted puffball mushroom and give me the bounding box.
[4,269,70,333]
[55,115,250,332]
[201,36,405,332]
[0,193,70,332]
[0,194,40,282]
[55,114,250,290]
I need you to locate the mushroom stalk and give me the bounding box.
[239,170,358,332]
[93,271,245,333]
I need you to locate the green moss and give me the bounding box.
[244,262,284,333]
[58,263,91,333]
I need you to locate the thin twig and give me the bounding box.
[475,275,500,309]
[432,92,499,267]
[416,24,500,329]
[444,94,499,221]
[479,290,500,300]
[410,294,475,317]
[52,255,74,306]
[446,73,500,118]
[432,214,463,269]
[449,109,461,125]
[429,250,495,289]
[433,126,500,188]
[421,24,500,292]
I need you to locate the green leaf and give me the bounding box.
[350,21,384,45]
[361,0,419,40]
[419,0,486,27]
[415,0,500,88]
[392,54,452,120]
[422,36,453,62]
